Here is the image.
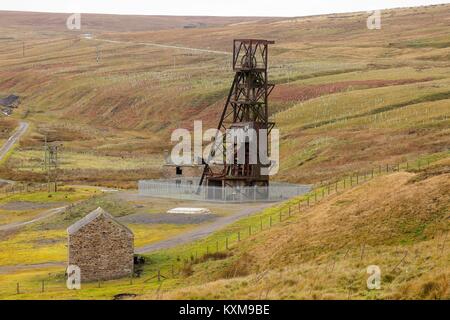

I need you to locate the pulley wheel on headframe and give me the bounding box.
[240,54,257,69]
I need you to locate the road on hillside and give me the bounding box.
[88,37,232,55]
[0,121,28,162]
[0,206,67,232]
[0,186,119,232]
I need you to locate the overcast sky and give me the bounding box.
[0,0,447,17]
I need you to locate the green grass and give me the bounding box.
[0,144,17,166]
[0,209,45,225]
[0,186,98,204]
[9,150,162,172]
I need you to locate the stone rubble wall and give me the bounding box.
[68,215,134,282]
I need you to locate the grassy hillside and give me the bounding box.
[0,4,449,186]
[0,118,18,144]
[0,5,448,301]
[1,155,446,300]
[140,158,450,300]
[0,11,273,33]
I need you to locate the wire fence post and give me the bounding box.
[41,280,45,293]
[16,283,20,294]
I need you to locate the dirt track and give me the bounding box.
[89,37,231,55]
[0,121,28,162]
[0,201,68,211]
[0,206,67,232]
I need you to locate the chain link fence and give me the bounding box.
[138,178,311,203]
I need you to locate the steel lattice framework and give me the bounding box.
[199,39,275,194]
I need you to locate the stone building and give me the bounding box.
[161,163,204,180]
[161,149,204,181]
[67,207,134,282]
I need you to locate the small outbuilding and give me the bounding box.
[67,207,134,282]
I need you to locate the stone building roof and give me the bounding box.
[67,207,133,235]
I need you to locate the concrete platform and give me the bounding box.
[167,207,211,214]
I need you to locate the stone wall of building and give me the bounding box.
[161,164,204,179]
[68,214,134,282]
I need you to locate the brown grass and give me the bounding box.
[139,163,449,299]
[272,78,434,104]
[1,5,449,186]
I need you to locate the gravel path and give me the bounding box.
[135,203,273,254]
[0,206,67,232]
[0,121,28,161]
[89,37,231,56]
[0,201,68,211]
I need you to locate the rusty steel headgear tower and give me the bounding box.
[199,39,275,198]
